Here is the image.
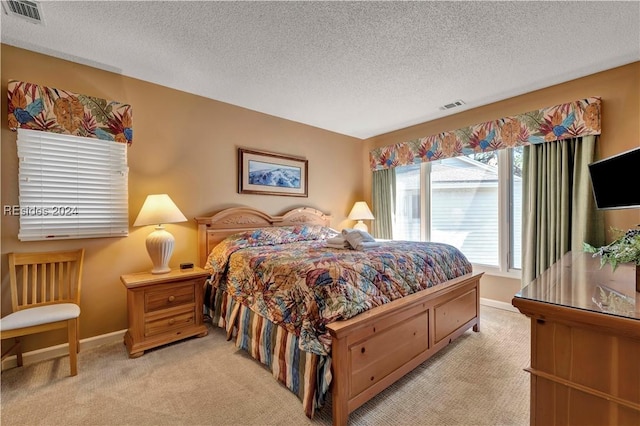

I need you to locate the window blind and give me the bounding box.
[16,128,129,241]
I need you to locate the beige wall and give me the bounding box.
[364,62,640,303]
[1,45,366,352]
[2,44,639,351]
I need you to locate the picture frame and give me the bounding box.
[238,148,308,197]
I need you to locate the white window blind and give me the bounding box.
[16,128,129,241]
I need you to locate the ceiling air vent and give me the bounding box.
[2,0,44,25]
[439,99,465,111]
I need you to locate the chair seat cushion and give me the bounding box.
[0,304,80,331]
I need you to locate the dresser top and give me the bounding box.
[514,251,639,321]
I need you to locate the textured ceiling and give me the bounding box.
[2,1,639,139]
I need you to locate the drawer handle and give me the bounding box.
[168,295,175,302]
[168,318,176,325]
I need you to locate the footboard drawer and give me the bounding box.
[434,288,477,343]
[349,310,429,398]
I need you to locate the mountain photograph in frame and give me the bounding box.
[238,148,308,197]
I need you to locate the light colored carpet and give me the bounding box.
[1,305,530,425]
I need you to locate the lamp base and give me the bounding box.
[145,226,175,274]
[354,220,368,232]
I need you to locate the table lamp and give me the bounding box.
[348,201,374,232]
[133,194,187,274]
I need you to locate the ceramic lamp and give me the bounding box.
[348,201,374,232]
[133,194,187,274]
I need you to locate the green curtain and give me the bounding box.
[372,168,396,239]
[521,135,604,286]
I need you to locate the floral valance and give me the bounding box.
[370,97,601,170]
[7,80,133,145]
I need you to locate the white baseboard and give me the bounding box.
[480,297,519,313]
[1,329,126,371]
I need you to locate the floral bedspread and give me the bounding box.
[205,225,472,356]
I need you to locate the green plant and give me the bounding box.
[583,228,640,270]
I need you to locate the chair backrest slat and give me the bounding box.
[40,263,47,303]
[46,263,52,303]
[66,261,73,299]
[49,263,55,302]
[31,264,38,306]
[54,262,60,301]
[56,263,63,301]
[21,266,28,307]
[8,249,84,311]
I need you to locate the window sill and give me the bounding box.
[472,264,522,280]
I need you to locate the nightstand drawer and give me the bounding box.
[144,307,195,337]
[144,282,195,312]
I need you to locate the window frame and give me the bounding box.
[400,149,521,278]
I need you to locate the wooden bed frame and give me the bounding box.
[196,206,483,426]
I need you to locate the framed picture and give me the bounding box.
[238,148,308,197]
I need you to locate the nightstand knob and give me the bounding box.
[168,295,175,302]
[168,318,176,325]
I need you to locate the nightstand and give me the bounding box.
[120,267,209,358]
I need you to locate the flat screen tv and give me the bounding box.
[588,147,640,210]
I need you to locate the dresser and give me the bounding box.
[512,251,640,425]
[121,267,209,358]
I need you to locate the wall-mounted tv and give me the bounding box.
[588,147,640,210]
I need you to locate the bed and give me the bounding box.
[196,206,482,426]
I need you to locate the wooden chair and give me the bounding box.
[1,249,84,376]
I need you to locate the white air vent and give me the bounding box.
[439,99,465,111]
[2,0,44,24]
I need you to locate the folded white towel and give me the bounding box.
[326,242,349,249]
[341,229,375,242]
[353,241,380,250]
[326,236,349,249]
[327,236,346,244]
[342,229,376,249]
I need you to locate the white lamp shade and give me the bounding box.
[348,201,374,220]
[133,194,187,226]
[134,194,186,274]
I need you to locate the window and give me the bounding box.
[394,147,522,275]
[16,128,129,241]
[431,153,500,265]
[510,148,523,269]
[394,164,421,241]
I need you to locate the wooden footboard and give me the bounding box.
[196,207,482,425]
[327,271,482,426]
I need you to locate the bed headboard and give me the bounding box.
[195,206,331,268]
